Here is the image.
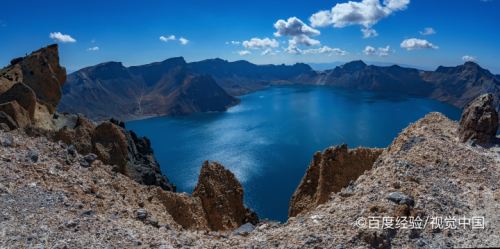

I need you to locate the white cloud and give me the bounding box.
[159,35,176,42]
[302,46,348,56]
[362,27,379,38]
[179,37,189,45]
[261,49,279,56]
[274,17,320,37]
[363,46,376,55]
[87,46,99,51]
[226,41,241,45]
[243,37,279,49]
[238,50,251,56]
[49,32,76,43]
[289,35,321,47]
[400,38,438,50]
[462,55,477,62]
[364,45,392,56]
[419,27,436,35]
[310,0,409,38]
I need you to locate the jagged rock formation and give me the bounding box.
[289,145,383,217]
[0,44,66,130]
[193,161,259,230]
[0,45,175,191]
[59,59,240,121]
[2,110,498,248]
[458,93,499,144]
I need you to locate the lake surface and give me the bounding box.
[127,86,461,221]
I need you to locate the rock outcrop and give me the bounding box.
[0,44,66,130]
[193,161,259,230]
[458,93,499,144]
[289,145,383,217]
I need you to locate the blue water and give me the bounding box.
[127,86,461,221]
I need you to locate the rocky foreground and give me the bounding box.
[1,111,499,248]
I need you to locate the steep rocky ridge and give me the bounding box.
[0,44,66,130]
[289,145,383,217]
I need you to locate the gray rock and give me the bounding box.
[136,208,148,220]
[80,153,97,167]
[0,134,14,147]
[387,192,415,206]
[233,223,255,236]
[28,149,39,163]
[67,145,77,157]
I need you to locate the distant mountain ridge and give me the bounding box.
[60,57,499,121]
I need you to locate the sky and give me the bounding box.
[0,0,499,73]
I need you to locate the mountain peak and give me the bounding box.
[340,60,367,71]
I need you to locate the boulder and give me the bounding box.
[0,111,18,130]
[288,145,383,217]
[0,83,37,121]
[55,115,96,154]
[458,93,499,144]
[0,101,31,128]
[155,189,209,230]
[192,161,259,231]
[91,121,129,173]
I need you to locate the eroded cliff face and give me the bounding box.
[289,145,383,217]
[0,44,66,130]
[458,93,498,144]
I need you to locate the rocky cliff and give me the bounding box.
[0,44,66,130]
[289,145,383,217]
[0,45,175,191]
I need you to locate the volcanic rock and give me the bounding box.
[458,93,499,144]
[289,145,382,217]
[193,161,259,230]
[0,101,31,128]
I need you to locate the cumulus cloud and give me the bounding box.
[243,37,279,49]
[362,28,379,38]
[238,50,251,56]
[49,32,76,43]
[179,37,189,45]
[419,27,436,35]
[462,55,477,62]
[302,46,348,56]
[400,38,438,50]
[160,35,189,45]
[274,17,320,37]
[261,49,279,56]
[159,35,176,42]
[87,46,99,51]
[309,0,410,38]
[364,45,391,56]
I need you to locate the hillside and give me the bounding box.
[59,58,239,121]
[60,57,499,122]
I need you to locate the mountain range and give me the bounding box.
[59,57,500,121]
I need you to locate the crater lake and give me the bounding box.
[127,86,461,221]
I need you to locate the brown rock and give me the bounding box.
[192,161,258,231]
[55,115,96,154]
[0,101,31,128]
[91,121,129,173]
[0,83,37,121]
[458,93,499,144]
[156,189,209,230]
[288,145,382,217]
[16,44,66,113]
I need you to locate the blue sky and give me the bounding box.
[0,0,499,73]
